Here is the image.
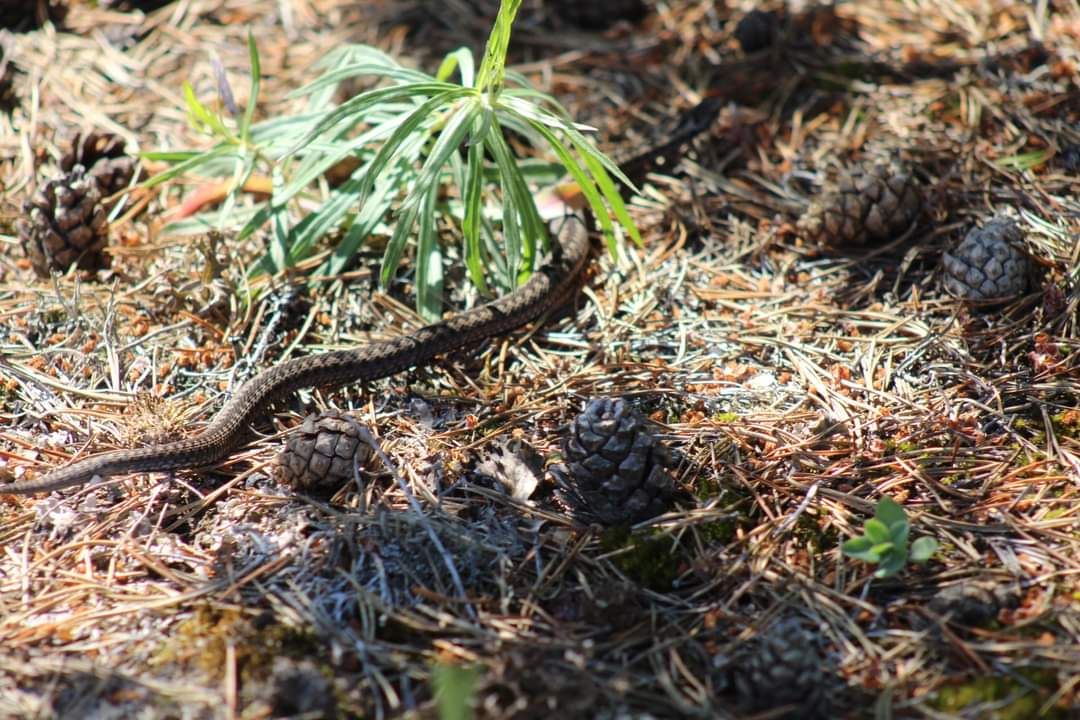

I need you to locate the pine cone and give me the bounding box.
[557,397,679,526]
[18,166,110,277]
[729,617,831,718]
[0,42,16,111]
[797,163,922,246]
[942,218,1030,302]
[475,648,598,720]
[929,580,1021,626]
[277,410,372,493]
[97,0,175,10]
[734,10,779,53]
[1059,144,1080,174]
[546,0,647,30]
[264,658,338,720]
[0,0,61,30]
[60,131,140,198]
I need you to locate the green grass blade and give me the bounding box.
[239,30,260,143]
[269,205,292,272]
[164,204,262,236]
[139,150,202,163]
[432,663,478,720]
[183,80,233,140]
[503,95,637,190]
[214,154,255,234]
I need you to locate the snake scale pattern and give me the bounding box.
[4,99,718,496]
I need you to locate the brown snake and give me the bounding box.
[4,100,718,496]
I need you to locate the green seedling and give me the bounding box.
[143,0,637,320]
[842,497,937,578]
[433,662,479,720]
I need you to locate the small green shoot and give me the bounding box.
[432,662,479,720]
[842,497,937,579]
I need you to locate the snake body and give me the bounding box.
[5,99,719,496]
[4,216,588,494]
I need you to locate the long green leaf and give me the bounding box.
[296,64,437,96]
[415,181,443,321]
[381,201,420,289]
[568,133,641,245]
[512,110,616,253]
[239,30,260,143]
[321,134,427,278]
[183,81,233,140]
[437,47,476,87]
[506,95,637,190]
[139,146,244,188]
[409,101,482,210]
[289,82,458,156]
[462,137,488,293]
[486,120,545,283]
[215,154,257,234]
[359,89,473,204]
[476,0,522,94]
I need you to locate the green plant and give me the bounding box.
[841,497,937,578]
[432,662,479,720]
[143,0,637,319]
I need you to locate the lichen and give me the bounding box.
[600,527,684,591]
[152,604,325,685]
[930,670,1067,719]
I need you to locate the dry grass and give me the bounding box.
[1,1,1079,718]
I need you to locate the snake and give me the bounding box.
[4,99,719,496]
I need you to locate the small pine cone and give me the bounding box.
[928,580,1021,626]
[475,648,599,720]
[734,10,779,53]
[97,0,175,10]
[18,166,110,277]
[60,131,140,198]
[558,397,678,526]
[0,44,16,111]
[797,163,922,246]
[730,617,831,718]
[547,0,647,30]
[277,410,372,493]
[1059,144,1080,174]
[0,1,61,30]
[942,218,1030,302]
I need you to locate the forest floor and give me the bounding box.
[1,1,1079,718]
